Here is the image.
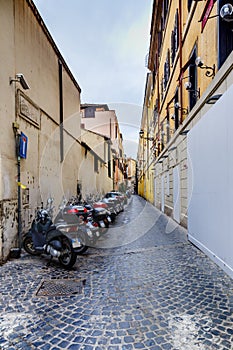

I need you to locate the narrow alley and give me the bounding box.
[1,196,233,350]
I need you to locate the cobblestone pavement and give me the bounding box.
[1,196,233,350]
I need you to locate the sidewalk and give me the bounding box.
[0,196,233,349]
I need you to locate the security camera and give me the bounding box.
[16,73,30,90]
[220,4,233,22]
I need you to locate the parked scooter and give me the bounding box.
[23,208,77,269]
[58,197,111,232]
[84,202,112,231]
[56,215,101,255]
[54,199,101,254]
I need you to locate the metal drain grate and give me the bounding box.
[36,279,84,296]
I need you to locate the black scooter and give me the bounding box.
[23,208,77,269]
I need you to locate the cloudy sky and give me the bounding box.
[33,0,153,158]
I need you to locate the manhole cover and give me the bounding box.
[36,279,84,296]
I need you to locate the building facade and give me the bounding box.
[0,0,114,261]
[138,0,233,276]
[80,129,113,198]
[81,104,125,190]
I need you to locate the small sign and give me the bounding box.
[19,132,28,159]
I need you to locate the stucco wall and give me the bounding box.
[0,0,83,260]
[153,52,233,228]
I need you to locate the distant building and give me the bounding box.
[81,104,125,190]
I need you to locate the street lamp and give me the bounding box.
[195,57,215,78]
[139,129,154,141]
[173,102,189,115]
[184,82,200,99]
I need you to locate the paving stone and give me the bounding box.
[0,196,233,349]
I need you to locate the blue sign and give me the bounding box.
[19,132,28,159]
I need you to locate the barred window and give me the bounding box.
[163,51,170,90]
[171,10,179,64]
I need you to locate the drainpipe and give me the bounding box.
[59,60,64,162]
[17,152,22,252]
[10,128,22,258]
[178,0,184,124]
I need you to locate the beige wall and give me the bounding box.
[153,53,233,228]
[0,0,83,260]
[139,0,233,229]
[81,108,125,190]
[80,129,113,198]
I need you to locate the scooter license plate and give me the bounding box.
[99,221,105,227]
[72,238,82,248]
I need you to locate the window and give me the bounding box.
[164,50,170,90]
[188,46,198,110]
[171,10,179,64]
[158,30,162,54]
[187,0,192,12]
[174,10,179,52]
[174,89,179,130]
[161,78,164,102]
[166,115,170,143]
[94,155,99,173]
[218,0,233,68]
[162,0,170,27]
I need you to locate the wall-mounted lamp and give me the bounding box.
[174,102,189,115]
[184,82,200,98]
[179,129,190,136]
[195,57,215,78]
[10,73,30,90]
[220,4,233,22]
[139,129,154,141]
[205,94,222,104]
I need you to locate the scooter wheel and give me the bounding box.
[58,238,77,269]
[23,236,40,256]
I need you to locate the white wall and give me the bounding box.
[188,84,233,278]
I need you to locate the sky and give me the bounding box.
[33,0,153,158]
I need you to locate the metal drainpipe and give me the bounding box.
[156,53,161,149]
[17,153,22,252]
[59,60,64,162]
[178,0,184,124]
[10,131,22,258]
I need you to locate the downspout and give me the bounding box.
[156,53,161,153]
[178,0,184,124]
[58,60,64,162]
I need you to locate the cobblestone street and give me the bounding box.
[1,196,233,349]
